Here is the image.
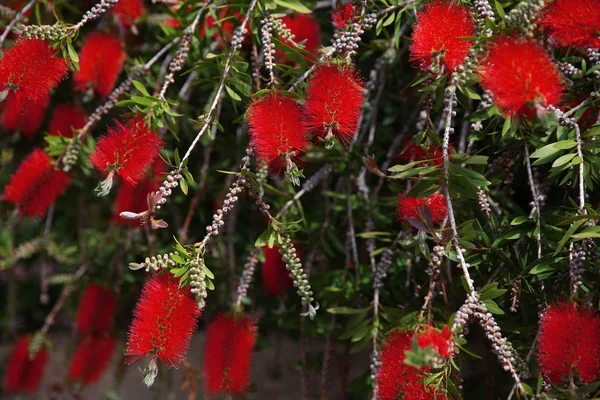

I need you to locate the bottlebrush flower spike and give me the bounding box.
[478,37,565,118]
[201,7,243,43]
[0,39,67,108]
[2,148,71,217]
[303,64,365,147]
[262,245,298,297]
[398,140,446,166]
[278,14,321,61]
[397,194,448,225]
[74,32,126,98]
[75,283,117,334]
[3,335,48,394]
[537,302,600,384]
[248,93,309,174]
[409,1,475,74]
[90,116,163,196]
[332,3,358,29]
[68,333,117,385]
[204,313,257,397]
[112,0,145,27]
[0,92,49,139]
[539,0,600,49]
[126,275,201,385]
[416,326,453,358]
[376,331,446,400]
[48,104,88,138]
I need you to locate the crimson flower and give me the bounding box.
[398,140,445,166]
[0,39,67,108]
[248,93,310,171]
[2,148,71,217]
[126,275,202,367]
[416,326,453,358]
[112,0,145,26]
[201,7,244,43]
[478,37,565,118]
[537,302,600,384]
[278,14,321,61]
[3,336,48,394]
[303,64,365,146]
[75,283,118,334]
[204,313,257,397]
[409,1,475,74]
[48,104,88,138]
[397,194,448,224]
[0,92,49,139]
[262,245,297,297]
[67,333,117,385]
[90,116,163,195]
[332,3,358,29]
[74,32,126,98]
[376,331,446,400]
[539,0,600,49]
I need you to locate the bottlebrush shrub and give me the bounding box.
[3,336,48,394]
[478,37,565,117]
[67,333,117,385]
[75,282,117,334]
[409,1,475,74]
[261,244,296,297]
[126,275,201,367]
[537,302,600,384]
[303,64,365,147]
[539,0,600,49]
[416,326,453,358]
[398,140,444,166]
[0,92,49,138]
[279,14,321,61]
[47,104,88,138]
[2,148,71,217]
[397,194,448,224]
[201,7,242,43]
[111,0,145,27]
[74,32,126,98]
[0,39,67,107]
[332,3,358,30]
[203,313,257,397]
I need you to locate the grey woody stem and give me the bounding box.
[523,141,542,259]
[0,0,36,47]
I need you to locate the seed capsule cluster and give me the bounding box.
[131,252,176,272]
[189,259,207,308]
[280,235,314,308]
[156,169,183,210]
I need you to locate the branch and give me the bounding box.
[0,0,35,47]
[523,140,542,259]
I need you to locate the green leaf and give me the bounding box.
[225,85,241,101]
[273,0,311,13]
[203,265,215,279]
[327,307,367,315]
[479,288,507,301]
[67,41,79,63]
[132,80,150,96]
[483,299,504,315]
[511,216,530,225]
[180,178,188,195]
[552,153,576,168]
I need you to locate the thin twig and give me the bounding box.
[523,140,542,259]
[0,0,35,47]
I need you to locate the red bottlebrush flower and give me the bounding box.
[90,116,164,186]
[48,104,88,138]
[201,7,243,42]
[278,14,321,61]
[478,37,565,118]
[409,1,474,74]
[67,333,117,385]
[0,92,49,139]
[332,3,358,29]
[376,331,445,400]
[537,302,600,384]
[204,313,257,396]
[2,148,71,217]
[3,336,48,394]
[397,194,448,224]
[261,245,299,296]
[398,140,428,164]
[303,64,365,146]
[74,33,126,98]
[112,0,145,26]
[75,283,118,334]
[126,275,201,367]
[417,326,453,358]
[0,39,67,108]
[539,0,600,49]
[248,93,310,171]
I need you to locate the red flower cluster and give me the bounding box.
[74,32,126,98]
[3,336,48,394]
[75,283,118,334]
[416,326,453,358]
[248,93,310,171]
[537,302,600,384]
[397,194,448,224]
[112,0,145,26]
[201,7,243,43]
[376,331,446,400]
[398,140,445,166]
[332,3,358,29]
[539,0,600,49]
[0,39,67,108]
[48,104,88,138]
[2,148,71,217]
[126,275,201,366]
[303,64,365,146]
[409,1,474,74]
[0,93,49,138]
[68,333,117,385]
[262,245,297,297]
[204,313,257,396]
[278,14,321,61]
[479,37,564,118]
[90,116,164,185]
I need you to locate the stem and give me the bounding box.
[523,140,542,259]
[0,0,35,47]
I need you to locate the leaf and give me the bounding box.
[274,0,311,13]
[180,178,188,195]
[67,41,79,63]
[552,153,576,168]
[511,216,530,225]
[225,85,241,101]
[132,80,150,96]
[327,307,367,315]
[479,288,507,301]
[482,299,504,315]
